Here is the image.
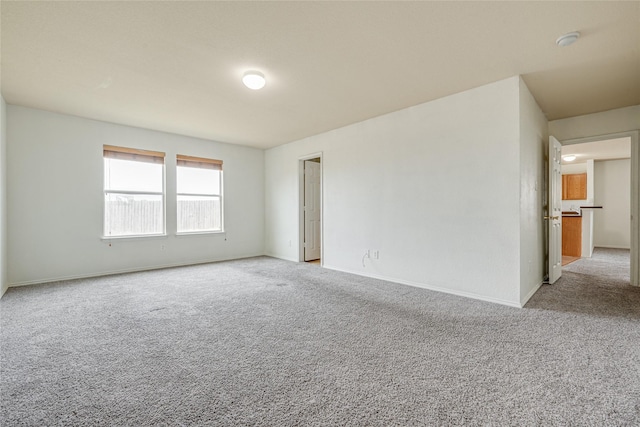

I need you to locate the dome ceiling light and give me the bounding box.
[556,31,580,47]
[242,71,266,90]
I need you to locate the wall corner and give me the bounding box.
[0,96,8,298]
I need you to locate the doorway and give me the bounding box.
[558,131,638,287]
[298,154,322,264]
[560,137,631,267]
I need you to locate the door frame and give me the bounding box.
[560,130,639,287]
[548,136,563,284]
[298,152,323,264]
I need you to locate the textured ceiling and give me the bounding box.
[1,1,639,149]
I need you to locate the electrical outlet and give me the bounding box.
[373,250,379,259]
[289,240,292,247]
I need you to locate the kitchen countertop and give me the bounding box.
[562,206,603,217]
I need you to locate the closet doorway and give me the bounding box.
[298,154,322,264]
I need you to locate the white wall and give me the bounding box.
[549,105,640,141]
[518,78,547,306]
[582,160,595,257]
[0,96,7,297]
[266,77,536,307]
[7,106,265,286]
[594,159,631,249]
[561,163,587,175]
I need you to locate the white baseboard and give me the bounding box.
[8,253,265,288]
[264,252,299,263]
[520,281,543,308]
[7,255,535,310]
[594,245,630,250]
[321,264,522,308]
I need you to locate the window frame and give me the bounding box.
[103,145,167,238]
[175,154,224,235]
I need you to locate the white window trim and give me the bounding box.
[176,160,224,234]
[175,230,226,237]
[101,234,167,241]
[103,146,167,238]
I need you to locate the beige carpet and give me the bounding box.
[1,248,638,425]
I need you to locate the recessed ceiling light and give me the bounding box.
[563,155,577,162]
[556,31,580,47]
[242,71,266,90]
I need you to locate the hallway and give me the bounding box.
[527,248,637,317]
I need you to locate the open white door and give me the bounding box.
[304,160,321,261]
[548,136,563,284]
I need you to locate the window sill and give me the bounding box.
[175,230,226,238]
[101,234,168,241]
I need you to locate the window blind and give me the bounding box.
[176,154,222,171]
[103,145,165,164]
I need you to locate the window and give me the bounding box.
[103,145,165,237]
[176,155,223,233]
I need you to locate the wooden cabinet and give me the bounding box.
[562,216,582,257]
[562,173,587,200]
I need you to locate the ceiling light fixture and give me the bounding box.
[563,155,577,162]
[242,71,266,90]
[556,31,580,47]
